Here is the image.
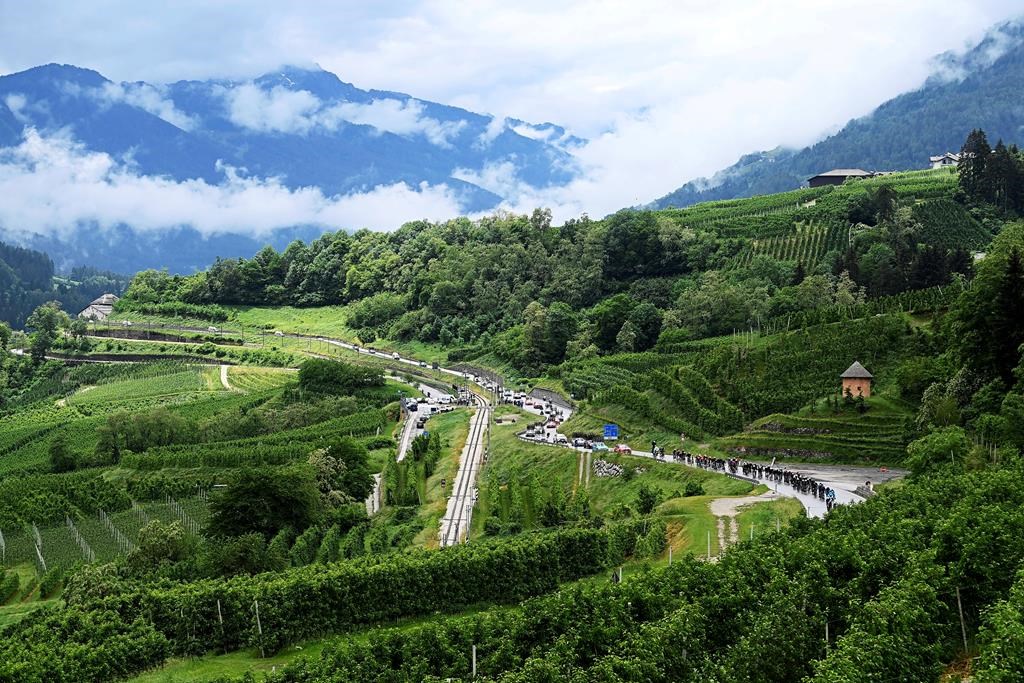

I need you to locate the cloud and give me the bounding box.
[4,94,29,123]
[0,128,464,238]
[96,82,200,131]
[224,83,321,134]
[0,1,1022,219]
[475,115,508,148]
[223,83,466,145]
[509,122,555,142]
[321,99,467,147]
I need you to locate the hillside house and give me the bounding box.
[840,361,873,398]
[807,169,874,188]
[78,293,119,321]
[930,152,961,169]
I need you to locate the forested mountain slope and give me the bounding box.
[0,240,129,327]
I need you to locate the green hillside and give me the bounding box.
[3,134,1024,680]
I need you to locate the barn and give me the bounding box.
[807,169,874,188]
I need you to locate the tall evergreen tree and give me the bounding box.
[959,128,992,201]
[991,247,1024,385]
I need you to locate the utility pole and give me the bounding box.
[956,586,969,653]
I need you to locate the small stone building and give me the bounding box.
[840,361,873,398]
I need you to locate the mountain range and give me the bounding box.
[650,19,1024,209]
[3,18,1024,275]
[0,63,581,272]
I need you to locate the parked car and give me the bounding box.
[613,443,632,454]
[572,437,586,448]
[556,435,569,445]
[546,421,557,429]
[273,330,284,337]
[525,429,536,438]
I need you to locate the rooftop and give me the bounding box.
[840,361,873,379]
[810,168,873,178]
[90,293,119,306]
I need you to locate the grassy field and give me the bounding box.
[734,497,805,543]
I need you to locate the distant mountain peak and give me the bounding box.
[0,61,583,273]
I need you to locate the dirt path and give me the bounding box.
[710,492,778,555]
[219,364,232,390]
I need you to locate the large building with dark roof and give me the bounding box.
[807,168,875,188]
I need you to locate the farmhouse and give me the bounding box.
[840,361,873,398]
[807,169,874,188]
[930,152,961,168]
[78,293,119,321]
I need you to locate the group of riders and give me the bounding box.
[648,444,840,511]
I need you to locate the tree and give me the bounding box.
[951,227,1024,385]
[521,301,548,368]
[960,128,992,201]
[590,294,635,352]
[905,427,972,474]
[298,359,384,395]
[635,483,659,514]
[309,438,373,505]
[544,302,577,365]
[325,438,374,502]
[791,261,807,286]
[48,435,76,473]
[616,320,639,353]
[126,521,194,575]
[26,301,68,363]
[626,302,663,352]
[872,184,898,223]
[207,467,323,539]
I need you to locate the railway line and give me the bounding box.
[438,392,490,547]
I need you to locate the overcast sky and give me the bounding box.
[1,0,1022,233]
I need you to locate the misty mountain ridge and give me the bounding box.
[650,18,1024,209]
[0,62,582,273]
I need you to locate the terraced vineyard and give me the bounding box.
[714,397,912,463]
[226,366,296,392]
[734,220,850,267]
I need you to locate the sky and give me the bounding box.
[0,0,1022,235]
